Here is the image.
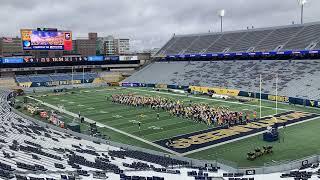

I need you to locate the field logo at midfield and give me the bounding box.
[154,111,320,154]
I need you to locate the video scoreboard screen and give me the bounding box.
[21,29,72,51]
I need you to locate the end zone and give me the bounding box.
[154,111,320,154]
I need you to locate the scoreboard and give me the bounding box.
[21,29,72,51]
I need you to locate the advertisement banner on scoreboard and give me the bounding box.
[23,57,86,63]
[2,57,24,64]
[119,56,138,61]
[88,56,104,61]
[105,56,120,61]
[21,29,72,51]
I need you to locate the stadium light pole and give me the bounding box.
[218,9,226,32]
[298,0,307,24]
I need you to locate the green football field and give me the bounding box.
[19,87,320,167]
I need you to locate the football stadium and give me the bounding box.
[0,0,320,180]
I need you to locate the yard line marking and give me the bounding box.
[26,96,181,156]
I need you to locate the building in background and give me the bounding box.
[104,36,130,56]
[88,32,98,40]
[96,37,108,55]
[0,37,23,56]
[104,36,116,55]
[73,33,97,57]
[114,38,130,55]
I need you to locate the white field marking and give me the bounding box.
[148,126,163,130]
[68,101,75,104]
[60,99,66,102]
[26,96,180,155]
[181,116,320,156]
[132,88,294,112]
[112,115,123,118]
[129,120,140,124]
[77,104,85,107]
[95,89,109,92]
[99,110,108,114]
[87,107,95,110]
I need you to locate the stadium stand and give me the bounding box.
[50,74,72,81]
[28,75,53,83]
[282,24,320,51]
[205,31,247,53]
[15,76,31,83]
[0,77,17,89]
[229,29,273,52]
[185,34,222,54]
[156,22,320,56]
[254,26,303,52]
[165,36,199,55]
[15,73,99,84]
[124,60,320,101]
[0,90,194,179]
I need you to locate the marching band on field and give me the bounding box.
[111,94,256,127]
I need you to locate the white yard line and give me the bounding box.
[181,116,320,156]
[26,96,181,156]
[132,88,294,112]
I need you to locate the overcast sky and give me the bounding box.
[1,0,319,51]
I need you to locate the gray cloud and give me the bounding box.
[0,0,319,51]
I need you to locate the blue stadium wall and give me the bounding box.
[18,79,96,88]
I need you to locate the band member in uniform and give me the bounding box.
[253,111,257,121]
